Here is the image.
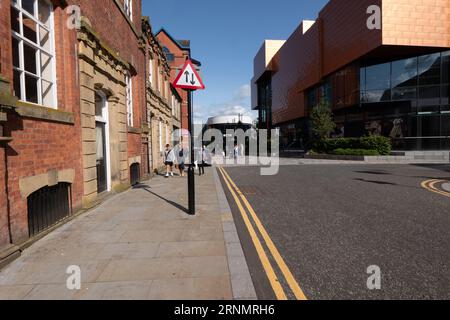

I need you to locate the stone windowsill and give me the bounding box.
[16,101,75,125]
[0,137,13,147]
[128,126,141,134]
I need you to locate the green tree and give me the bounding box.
[310,100,336,142]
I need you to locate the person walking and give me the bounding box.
[233,142,239,159]
[198,146,206,176]
[164,144,175,178]
[176,144,187,177]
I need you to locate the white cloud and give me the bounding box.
[234,84,251,102]
[193,84,257,124]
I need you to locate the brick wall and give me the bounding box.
[127,132,141,158]
[0,0,13,83]
[71,0,146,153]
[0,3,84,245]
[156,31,190,130]
[5,115,83,243]
[71,0,147,182]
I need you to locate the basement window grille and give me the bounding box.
[27,182,72,237]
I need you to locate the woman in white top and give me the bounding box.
[164,144,175,178]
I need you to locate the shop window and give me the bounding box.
[442,51,450,84]
[306,87,318,109]
[365,62,391,91]
[441,115,450,136]
[392,57,418,88]
[364,90,391,103]
[391,87,416,101]
[416,115,441,137]
[418,86,441,106]
[441,85,450,106]
[418,53,441,86]
[11,0,56,108]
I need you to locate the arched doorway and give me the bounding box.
[130,163,140,186]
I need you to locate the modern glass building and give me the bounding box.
[252,0,450,151]
[305,51,450,150]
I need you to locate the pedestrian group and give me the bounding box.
[164,144,208,178]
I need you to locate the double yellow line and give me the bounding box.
[217,166,307,300]
[421,179,450,198]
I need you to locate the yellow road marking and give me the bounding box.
[220,167,308,301]
[217,167,287,300]
[421,179,450,198]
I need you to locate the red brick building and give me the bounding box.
[253,0,450,151]
[0,0,150,266]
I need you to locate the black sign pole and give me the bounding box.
[187,89,195,215]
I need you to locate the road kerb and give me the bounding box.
[220,167,308,301]
[421,179,450,198]
[217,167,287,300]
[212,167,257,300]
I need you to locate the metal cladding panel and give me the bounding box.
[320,0,383,77]
[271,22,321,125]
[382,0,450,48]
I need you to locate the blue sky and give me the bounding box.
[142,0,329,123]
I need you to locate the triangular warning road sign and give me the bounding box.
[173,59,205,90]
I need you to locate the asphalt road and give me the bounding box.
[219,164,450,300]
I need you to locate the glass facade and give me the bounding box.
[257,74,272,130]
[340,50,450,150]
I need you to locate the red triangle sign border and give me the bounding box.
[173,59,205,90]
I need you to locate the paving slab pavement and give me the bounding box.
[0,168,256,300]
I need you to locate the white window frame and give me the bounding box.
[157,64,161,93]
[171,94,175,116]
[124,0,133,21]
[126,73,133,126]
[11,0,58,108]
[165,123,169,145]
[149,56,153,86]
[159,120,163,152]
[163,78,167,99]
